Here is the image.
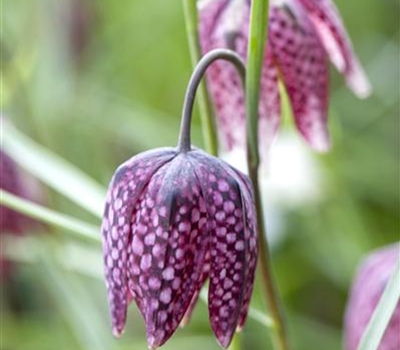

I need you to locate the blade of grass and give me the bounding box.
[0,189,100,243]
[37,243,114,350]
[356,259,400,350]
[1,121,106,217]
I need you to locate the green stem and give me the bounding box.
[182,0,218,156]
[246,1,290,350]
[228,334,241,350]
[0,189,100,243]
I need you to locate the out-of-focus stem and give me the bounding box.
[182,0,218,156]
[228,335,241,350]
[245,0,290,350]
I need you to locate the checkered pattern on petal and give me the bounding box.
[269,4,330,151]
[102,148,177,337]
[127,154,210,349]
[199,0,281,159]
[298,0,372,98]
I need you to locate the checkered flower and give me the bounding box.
[344,243,400,350]
[102,146,258,349]
[199,0,371,156]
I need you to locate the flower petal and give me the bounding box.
[344,244,400,350]
[180,251,211,327]
[269,4,330,152]
[227,169,258,330]
[199,0,281,158]
[298,0,372,98]
[127,154,209,349]
[191,151,252,348]
[102,148,176,337]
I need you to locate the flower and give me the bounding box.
[102,147,258,349]
[344,243,400,350]
[0,149,44,278]
[199,0,372,157]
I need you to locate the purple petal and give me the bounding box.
[191,151,256,348]
[269,4,330,152]
[298,0,372,98]
[228,170,258,330]
[102,148,176,337]
[127,154,209,349]
[180,251,211,327]
[344,244,400,350]
[199,0,281,158]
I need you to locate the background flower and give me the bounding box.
[344,243,400,350]
[199,0,371,158]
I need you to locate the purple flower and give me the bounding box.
[102,147,258,349]
[0,149,44,278]
[199,0,371,156]
[344,243,400,350]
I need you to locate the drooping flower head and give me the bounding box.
[199,0,372,157]
[344,243,400,350]
[102,50,258,349]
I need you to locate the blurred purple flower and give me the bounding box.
[344,243,400,350]
[102,147,258,349]
[0,149,44,278]
[199,0,371,156]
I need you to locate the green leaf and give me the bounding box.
[2,121,106,217]
[0,189,100,243]
[37,242,114,350]
[357,259,400,350]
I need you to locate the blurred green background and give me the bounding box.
[1,0,399,349]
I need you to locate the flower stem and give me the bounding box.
[246,0,290,350]
[182,0,218,156]
[228,334,241,350]
[177,49,245,153]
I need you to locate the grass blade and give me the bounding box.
[357,259,400,350]
[0,189,100,243]
[2,121,106,217]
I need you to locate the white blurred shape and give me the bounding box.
[222,131,324,248]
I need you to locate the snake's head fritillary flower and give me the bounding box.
[102,146,258,349]
[344,243,400,350]
[199,0,372,156]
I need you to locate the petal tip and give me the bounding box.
[112,326,125,338]
[303,123,331,153]
[310,135,331,153]
[147,335,158,350]
[179,317,190,328]
[216,334,234,349]
[236,325,244,333]
[347,67,373,99]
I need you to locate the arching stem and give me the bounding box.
[177,49,245,153]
